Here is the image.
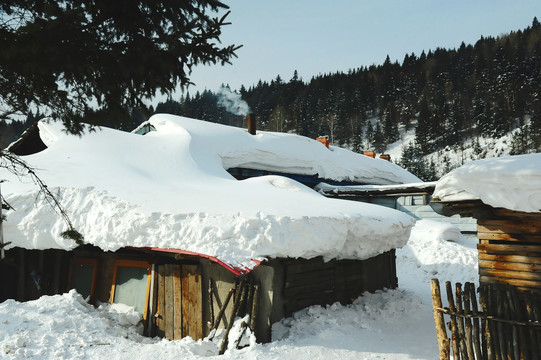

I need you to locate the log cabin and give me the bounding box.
[431,153,541,292]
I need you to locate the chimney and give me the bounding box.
[247,113,256,135]
[363,150,376,158]
[316,136,330,148]
[379,154,391,162]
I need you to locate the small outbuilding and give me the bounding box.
[431,153,541,292]
[1,115,416,343]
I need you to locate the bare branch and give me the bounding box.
[0,150,84,245]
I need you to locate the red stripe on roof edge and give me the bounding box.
[140,247,262,276]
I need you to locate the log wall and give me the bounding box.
[477,209,541,291]
[280,250,397,316]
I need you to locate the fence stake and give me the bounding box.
[479,286,494,360]
[524,292,539,360]
[467,283,483,360]
[455,283,468,359]
[494,289,508,359]
[463,282,475,360]
[431,279,450,360]
[446,281,461,359]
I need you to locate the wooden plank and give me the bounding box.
[479,259,541,272]
[491,208,541,220]
[284,281,335,298]
[285,272,335,288]
[478,243,541,255]
[156,265,166,337]
[182,264,203,340]
[285,258,334,275]
[164,264,174,339]
[173,265,182,340]
[480,275,541,289]
[480,267,541,281]
[478,220,541,236]
[479,252,541,265]
[478,231,541,243]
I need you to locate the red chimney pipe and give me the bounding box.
[247,113,256,135]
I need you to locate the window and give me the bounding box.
[110,260,151,320]
[68,258,98,303]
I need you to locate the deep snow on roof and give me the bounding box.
[1,115,415,270]
[433,153,541,213]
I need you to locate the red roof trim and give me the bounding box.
[140,247,261,276]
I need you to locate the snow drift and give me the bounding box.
[2,115,416,271]
[434,153,541,213]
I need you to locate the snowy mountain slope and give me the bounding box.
[384,122,535,180]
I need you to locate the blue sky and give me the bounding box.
[185,0,541,95]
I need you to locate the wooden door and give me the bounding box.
[155,264,202,340]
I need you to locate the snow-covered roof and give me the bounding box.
[135,115,420,185]
[315,181,435,197]
[433,153,541,213]
[1,114,415,272]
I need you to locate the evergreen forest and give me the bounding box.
[3,18,541,180]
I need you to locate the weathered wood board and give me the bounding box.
[477,211,541,291]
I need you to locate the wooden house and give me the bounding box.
[431,153,541,292]
[0,115,415,343]
[0,245,398,342]
[431,199,541,292]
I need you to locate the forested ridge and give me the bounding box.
[3,18,541,180]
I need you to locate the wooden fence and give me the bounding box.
[431,278,541,360]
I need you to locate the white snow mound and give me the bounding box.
[2,115,416,271]
[434,153,541,213]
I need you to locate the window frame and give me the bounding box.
[110,259,152,320]
[67,258,99,303]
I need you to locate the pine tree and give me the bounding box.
[0,1,240,132]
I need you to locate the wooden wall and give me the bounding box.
[0,248,70,302]
[477,208,541,291]
[278,251,397,316]
[2,247,400,344]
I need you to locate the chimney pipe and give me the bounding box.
[247,113,256,135]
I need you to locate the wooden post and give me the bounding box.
[431,279,450,360]
[250,284,259,333]
[463,282,475,360]
[480,285,497,360]
[210,286,235,334]
[508,289,528,360]
[524,292,540,360]
[467,283,483,360]
[445,281,461,359]
[455,283,468,360]
[209,279,215,330]
[220,280,246,355]
[494,290,507,359]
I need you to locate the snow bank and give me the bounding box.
[2,115,416,270]
[0,290,217,359]
[434,153,541,213]
[397,220,478,293]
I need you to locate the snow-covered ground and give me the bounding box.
[0,220,478,359]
